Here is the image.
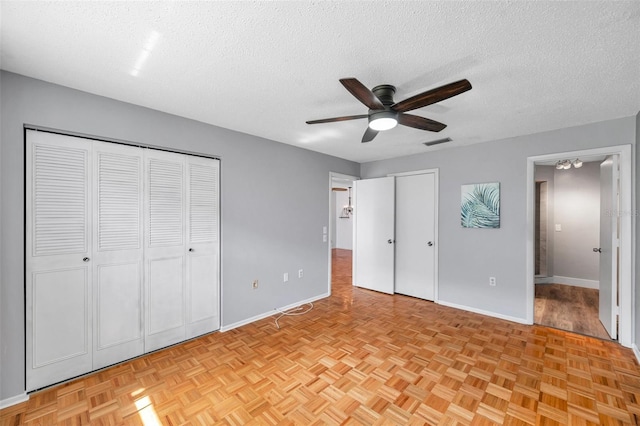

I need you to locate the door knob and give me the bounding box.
[189,248,194,252]
[593,248,601,253]
[387,239,394,244]
[427,241,433,247]
[83,257,90,262]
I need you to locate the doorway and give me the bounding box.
[526,145,633,347]
[328,173,358,295]
[533,158,610,339]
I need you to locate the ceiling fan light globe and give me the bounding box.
[369,117,397,131]
[368,110,398,131]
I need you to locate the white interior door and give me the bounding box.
[354,177,395,294]
[92,141,144,369]
[395,172,436,300]
[185,156,220,338]
[144,149,187,352]
[599,156,618,339]
[26,130,93,391]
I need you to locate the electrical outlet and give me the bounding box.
[252,279,259,289]
[283,273,289,283]
[298,269,303,279]
[489,277,496,286]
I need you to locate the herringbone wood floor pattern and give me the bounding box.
[2,249,640,425]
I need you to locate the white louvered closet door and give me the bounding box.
[92,141,144,369]
[27,131,220,390]
[186,156,220,338]
[144,150,188,352]
[26,130,93,391]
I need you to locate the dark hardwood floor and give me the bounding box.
[1,249,639,424]
[535,283,610,340]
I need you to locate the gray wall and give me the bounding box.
[361,117,636,320]
[552,162,601,283]
[534,166,555,277]
[0,71,359,401]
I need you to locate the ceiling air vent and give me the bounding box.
[423,137,452,147]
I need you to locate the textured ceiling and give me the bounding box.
[1,1,639,163]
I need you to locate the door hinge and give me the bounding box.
[615,306,620,315]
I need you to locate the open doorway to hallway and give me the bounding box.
[533,156,615,340]
[527,145,632,347]
[329,173,357,294]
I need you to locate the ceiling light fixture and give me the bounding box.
[368,110,398,131]
[555,159,583,170]
[339,187,354,218]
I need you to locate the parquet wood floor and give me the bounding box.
[535,284,610,340]
[2,249,640,425]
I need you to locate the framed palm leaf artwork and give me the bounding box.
[461,182,500,228]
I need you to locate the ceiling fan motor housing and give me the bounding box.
[368,85,399,130]
[371,84,396,106]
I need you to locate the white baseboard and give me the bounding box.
[633,344,640,365]
[0,392,29,410]
[540,276,599,289]
[221,293,329,332]
[437,299,530,325]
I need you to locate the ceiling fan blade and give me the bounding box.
[398,113,447,132]
[306,114,368,124]
[391,79,472,113]
[340,78,385,110]
[362,127,378,143]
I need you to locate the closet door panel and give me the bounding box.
[95,263,141,344]
[186,157,220,337]
[144,150,187,352]
[148,256,185,334]
[188,255,217,322]
[26,130,93,391]
[32,268,88,366]
[92,142,144,369]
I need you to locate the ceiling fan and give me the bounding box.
[306,78,472,143]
